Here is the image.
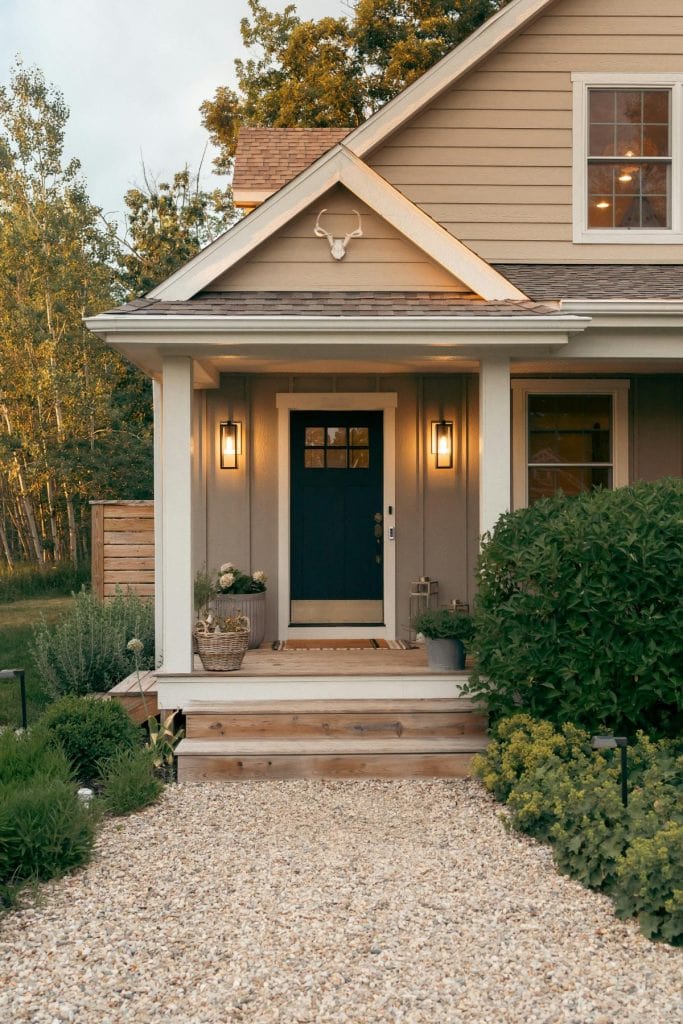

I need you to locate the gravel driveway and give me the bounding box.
[0,780,680,1024]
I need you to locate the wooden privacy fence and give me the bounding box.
[91,500,155,599]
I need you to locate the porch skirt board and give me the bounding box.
[210,592,266,650]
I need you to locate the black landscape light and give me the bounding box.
[0,668,27,730]
[591,735,629,807]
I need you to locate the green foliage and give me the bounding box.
[615,822,683,944]
[194,567,215,616]
[101,746,162,816]
[412,607,474,643]
[468,479,683,737]
[32,589,155,697]
[39,696,140,784]
[473,715,683,944]
[0,727,72,786]
[216,564,267,594]
[146,711,184,777]
[201,0,511,172]
[0,563,88,603]
[118,165,233,298]
[0,777,97,906]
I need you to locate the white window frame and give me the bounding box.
[511,379,630,510]
[572,73,683,244]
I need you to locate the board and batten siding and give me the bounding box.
[211,185,471,292]
[368,0,683,262]
[91,501,155,599]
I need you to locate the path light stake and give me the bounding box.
[0,668,27,729]
[590,735,629,807]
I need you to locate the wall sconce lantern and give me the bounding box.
[219,420,242,469]
[431,420,453,469]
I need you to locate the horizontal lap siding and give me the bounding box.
[369,0,683,262]
[213,185,469,292]
[91,502,155,600]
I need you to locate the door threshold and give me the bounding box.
[288,622,386,628]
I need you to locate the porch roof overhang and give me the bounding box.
[85,309,591,380]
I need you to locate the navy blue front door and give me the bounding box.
[290,411,384,625]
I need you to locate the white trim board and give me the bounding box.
[145,146,526,303]
[276,392,397,642]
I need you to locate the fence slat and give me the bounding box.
[92,501,156,601]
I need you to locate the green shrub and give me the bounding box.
[101,747,162,816]
[39,696,140,784]
[0,778,96,904]
[0,562,88,603]
[615,822,683,944]
[468,479,683,737]
[474,715,683,944]
[0,728,72,786]
[32,588,154,696]
[412,607,474,643]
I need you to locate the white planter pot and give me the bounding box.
[210,592,267,650]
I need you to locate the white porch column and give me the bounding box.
[479,355,511,539]
[152,378,163,667]
[161,357,194,672]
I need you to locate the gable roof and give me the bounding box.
[345,0,557,158]
[233,127,349,204]
[149,145,527,302]
[494,265,683,301]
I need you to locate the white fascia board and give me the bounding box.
[84,313,588,338]
[345,0,555,159]
[145,145,526,302]
[562,300,683,316]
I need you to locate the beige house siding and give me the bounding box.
[202,374,479,641]
[211,186,472,292]
[368,0,683,262]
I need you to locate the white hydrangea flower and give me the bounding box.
[219,572,235,589]
[127,637,144,655]
[252,570,266,582]
[219,562,234,573]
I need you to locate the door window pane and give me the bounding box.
[326,448,348,468]
[303,424,369,469]
[327,427,347,447]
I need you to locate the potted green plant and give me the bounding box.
[412,607,474,671]
[210,563,268,649]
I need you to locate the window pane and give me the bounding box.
[305,427,325,447]
[589,123,615,157]
[615,90,642,125]
[327,427,347,447]
[326,448,347,468]
[350,449,369,469]
[589,88,614,123]
[350,427,369,446]
[642,123,669,158]
[644,90,669,123]
[587,161,670,229]
[528,395,611,465]
[529,467,611,504]
[304,449,324,469]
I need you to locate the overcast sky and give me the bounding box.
[1,0,347,222]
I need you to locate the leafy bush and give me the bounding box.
[412,607,474,643]
[39,696,140,784]
[101,747,162,815]
[468,479,683,737]
[0,727,72,786]
[0,562,88,603]
[32,588,154,696]
[0,778,96,905]
[473,715,683,944]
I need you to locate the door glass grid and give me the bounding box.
[304,426,370,469]
[528,394,613,504]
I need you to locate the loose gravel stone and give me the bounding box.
[0,779,680,1023]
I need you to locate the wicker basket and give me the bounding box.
[195,628,250,672]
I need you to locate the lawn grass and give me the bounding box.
[0,596,75,728]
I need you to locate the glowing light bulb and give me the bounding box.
[596,201,610,209]
[618,173,633,182]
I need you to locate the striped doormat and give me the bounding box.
[272,639,415,651]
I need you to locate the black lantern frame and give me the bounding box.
[431,420,454,469]
[220,420,242,469]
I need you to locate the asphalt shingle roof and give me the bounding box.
[493,264,683,300]
[232,128,350,193]
[105,292,562,318]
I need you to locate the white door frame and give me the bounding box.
[276,392,397,640]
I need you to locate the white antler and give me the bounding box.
[343,210,363,247]
[313,208,363,260]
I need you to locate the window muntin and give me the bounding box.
[587,88,671,230]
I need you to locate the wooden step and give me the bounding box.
[183,698,487,741]
[175,735,489,783]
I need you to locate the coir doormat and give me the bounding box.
[272,639,415,651]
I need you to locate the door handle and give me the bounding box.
[374,512,383,564]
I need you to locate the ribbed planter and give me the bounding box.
[210,591,267,650]
[424,637,465,671]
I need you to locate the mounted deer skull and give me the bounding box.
[314,209,363,260]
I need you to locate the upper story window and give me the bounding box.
[572,74,683,244]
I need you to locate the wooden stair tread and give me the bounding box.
[182,698,483,715]
[176,736,488,756]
